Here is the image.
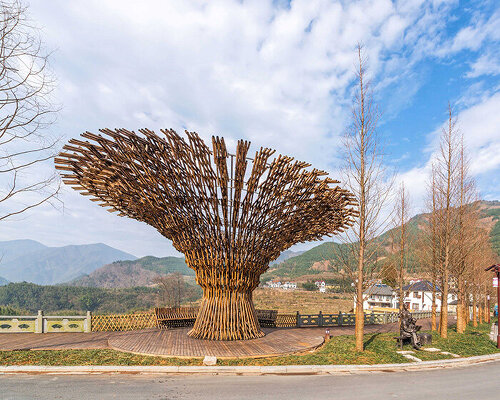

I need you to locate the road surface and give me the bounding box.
[1,360,498,399]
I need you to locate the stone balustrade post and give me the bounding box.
[84,311,92,333]
[35,310,43,334]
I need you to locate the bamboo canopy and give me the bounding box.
[55,129,358,340]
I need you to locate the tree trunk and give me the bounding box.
[465,294,470,325]
[484,295,490,323]
[456,277,465,333]
[431,279,437,331]
[355,243,365,352]
[472,293,478,328]
[188,287,263,340]
[479,298,483,324]
[440,267,449,338]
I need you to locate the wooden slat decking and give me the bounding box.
[107,328,324,358]
[0,317,450,358]
[0,328,324,358]
[0,332,113,351]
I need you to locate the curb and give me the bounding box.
[1,353,499,375]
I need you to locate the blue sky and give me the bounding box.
[0,0,499,257]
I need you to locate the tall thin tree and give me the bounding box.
[340,44,392,351]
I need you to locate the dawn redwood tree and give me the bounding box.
[434,106,461,338]
[453,137,479,333]
[339,44,393,351]
[394,183,410,314]
[0,0,59,221]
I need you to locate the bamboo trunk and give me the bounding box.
[54,129,358,342]
[188,288,263,340]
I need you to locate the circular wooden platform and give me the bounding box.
[108,327,325,358]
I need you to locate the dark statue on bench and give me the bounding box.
[397,305,422,350]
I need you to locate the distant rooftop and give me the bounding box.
[364,283,394,296]
[403,280,440,292]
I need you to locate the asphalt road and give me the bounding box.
[1,361,499,400]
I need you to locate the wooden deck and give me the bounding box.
[108,328,324,358]
[0,331,113,351]
[0,317,449,358]
[0,328,324,358]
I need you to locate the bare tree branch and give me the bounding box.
[0,0,60,221]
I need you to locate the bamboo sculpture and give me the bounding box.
[55,129,357,340]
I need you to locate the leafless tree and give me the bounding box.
[0,0,59,222]
[393,183,410,313]
[452,137,479,333]
[419,166,440,331]
[432,104,461,338]
[338,44,393,351]
[154,272,186,308]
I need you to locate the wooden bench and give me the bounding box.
[256,309,278,328]
[154,307,198,329]
[154,307,279,329]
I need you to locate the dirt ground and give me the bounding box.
[252,288,353,313]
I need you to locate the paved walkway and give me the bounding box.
[0,317,454,358]
[1,358,498,400]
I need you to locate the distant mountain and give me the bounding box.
[70,255,192,288]
[0,240,137,285]
[0,276,8,286]
[263,199,500,282]
[0,239,47,263]
[270,249,305,265]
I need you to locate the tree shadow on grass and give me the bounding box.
[363,333,380,350]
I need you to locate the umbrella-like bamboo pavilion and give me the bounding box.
[55,129,357,340]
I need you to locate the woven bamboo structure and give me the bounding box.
[55,129,357,340]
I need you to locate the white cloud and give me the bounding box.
[0,0,493,256]
[466,52,500,78]
[398,91,500,211]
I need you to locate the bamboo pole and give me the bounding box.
[55,129,357,340]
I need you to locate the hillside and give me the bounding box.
[0,240,137,285]
[269,249,305,265]
[0,276,8,286]
[0,239,47,263]
[263,200,500,282]
[0,281,201,314]
[70,256,192,288]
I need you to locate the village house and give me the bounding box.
[315,281,326,293]
[354,283,397,310]
[401,280,457,311]
[264,280,297,290]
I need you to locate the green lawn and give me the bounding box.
[0,321,497,366]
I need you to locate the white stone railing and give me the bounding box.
[0,310,91,333]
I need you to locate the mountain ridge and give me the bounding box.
[263,199,500,282]
[69,255,192,288]
[0,240,137,285]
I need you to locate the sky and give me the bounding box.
[0,0,499,258]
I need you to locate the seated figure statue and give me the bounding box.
[399,304,422,350]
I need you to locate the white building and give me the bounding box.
[265,280,297,290]
[282,282,297,290]
[354,280,458,311]
[315,281,326,293]
[401,280,457,311]
[356,284,397,310]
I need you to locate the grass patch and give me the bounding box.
[1,322,497,366]
[0,349,202,366]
